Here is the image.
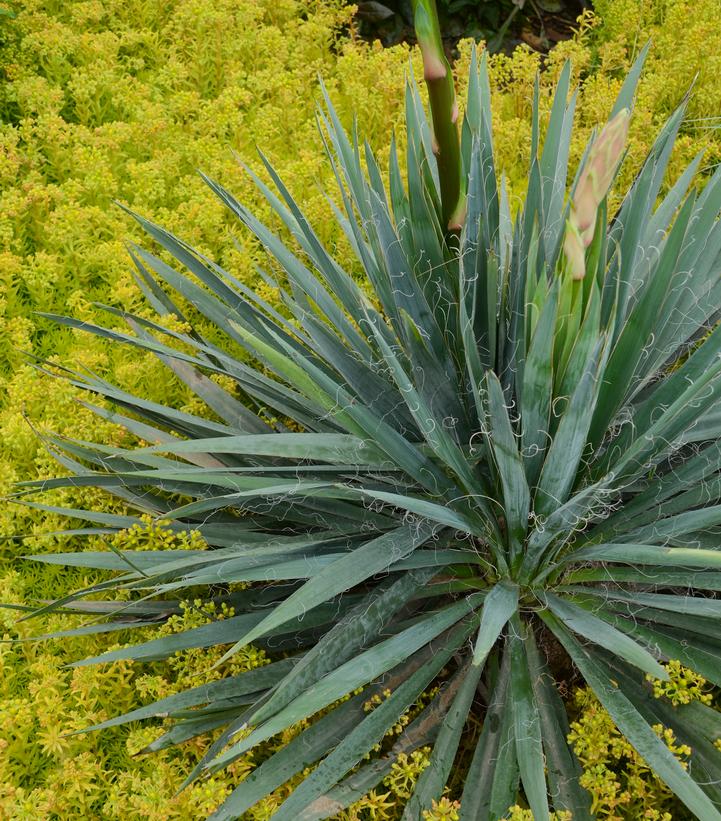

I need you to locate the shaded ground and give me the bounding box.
[353,0,589,55]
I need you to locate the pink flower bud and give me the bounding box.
[564,108,630,279]
[563,218,586,281]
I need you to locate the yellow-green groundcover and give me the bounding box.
[2,0,721,817]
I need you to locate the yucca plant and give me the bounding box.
[17,0,721,816]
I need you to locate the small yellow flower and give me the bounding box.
[647,660,713,706]
[423,796,461,820]
[384,749,431,799]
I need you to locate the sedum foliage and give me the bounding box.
[4,0,721,817]
[20,13,721,819]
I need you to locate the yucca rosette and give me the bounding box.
[23,41,721,821]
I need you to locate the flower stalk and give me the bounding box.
[412,0,465,231]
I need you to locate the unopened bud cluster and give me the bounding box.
[563,108,630,279]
